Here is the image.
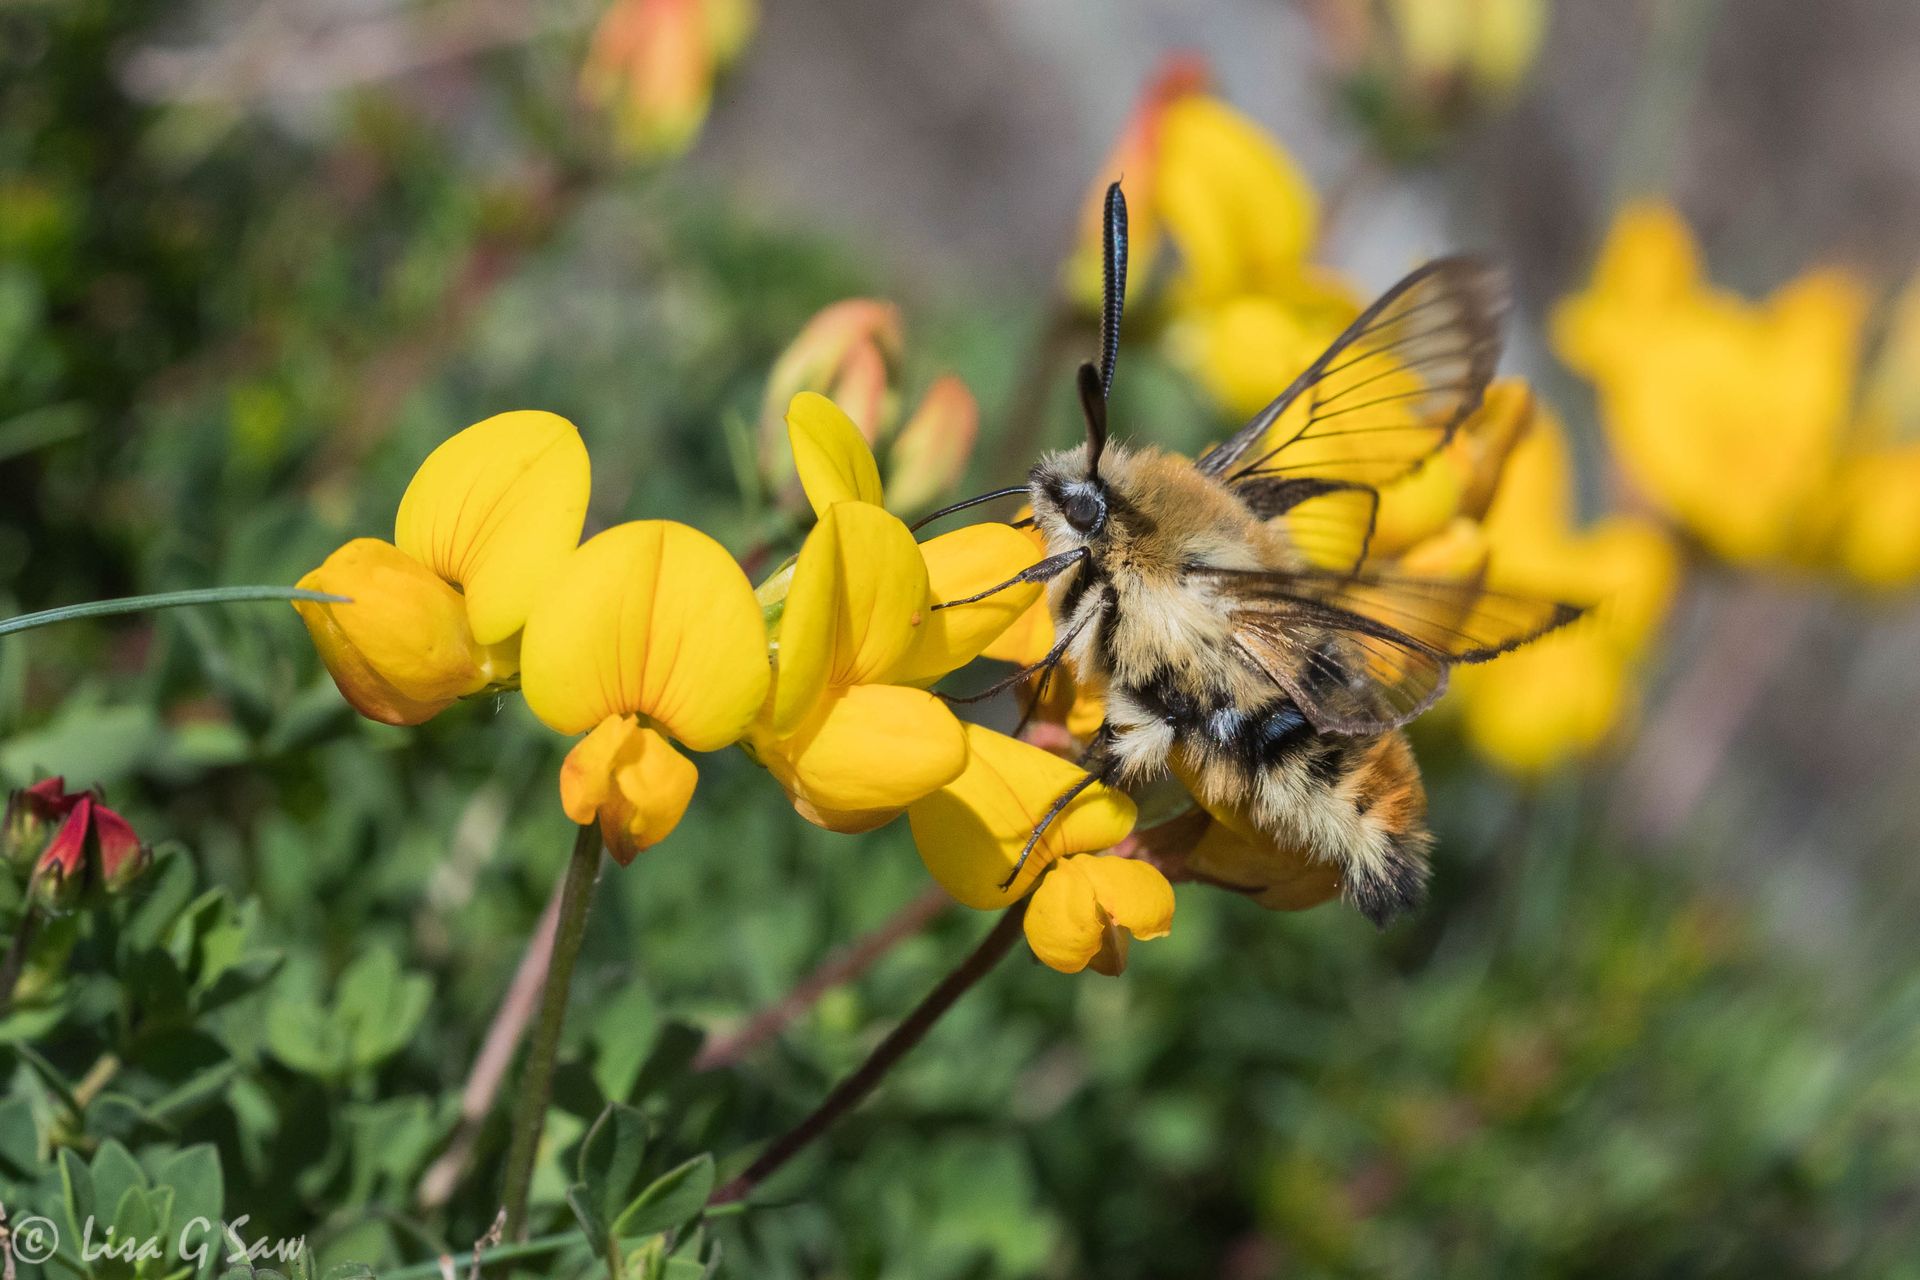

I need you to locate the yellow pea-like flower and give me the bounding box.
[1553,201,1872,569]
[521,520,769,862]
[1444,403,1681,774]
[1025,854,1174,977]
[908,725,1136,908]
[748,394,1043,834]
[908,725,1153,974]
[295,411,590,726]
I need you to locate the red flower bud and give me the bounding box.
[29,794,93,910]
[3,777,77,871]
[92,802,152,893]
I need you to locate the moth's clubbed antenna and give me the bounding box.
[1099,180,1128,400]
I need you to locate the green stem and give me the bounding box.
[0,586,346,638]
[381,1231,578,1280]
[501,822,603,1239]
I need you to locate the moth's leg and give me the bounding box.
[931,547,1086,611]
[942,613,1088,708]
[998,721,1117,892]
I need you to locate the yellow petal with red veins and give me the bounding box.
[907,724,1136,909]
[771,502,927,732]
[294,538,490,724]
[885,522,1041,687]
[786,391,884,518]
[1024,854,1175,976]
[520,521,769,748]
[394,411,591,645]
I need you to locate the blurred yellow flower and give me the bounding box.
[748,394,1039,832]
[295,411,590,726]
[1553,201,1874,570]
[521,520,769,862]
[1309,0,1545,160]
[1372,378,1535,558]
[581,0,755,160]
[759,306,981,518]
[909,724,1156,975]
[1067,61,1360,419]
[1448,401,1680,773]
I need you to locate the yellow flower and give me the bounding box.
[748,394,1040,832]
[1447,402,1680,773]
[909,724,1159,975]
[521,521,769,862]
[1553,202,1871,568]
[1067,63,1360,420]
[581,0,755,160]
[295,411,590,726]
[1383,0,1546,97]
[1372,379,1535,558]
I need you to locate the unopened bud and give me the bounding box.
[92,804,152,893]
[884,375,980,516]
[759,300,903,482]
[29,796,93,911]
[4,778,74,872]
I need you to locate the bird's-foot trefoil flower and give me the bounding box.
[520,520,770,863]
[1070,60,1361,420]
[909,724,1159,975]
[1553,202,1871,571]
[295,411,591,726]
[747,393,1039,832]
[1446,397,1680,772]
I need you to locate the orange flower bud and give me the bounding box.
[884,375,979,517]
[760,300,903,480]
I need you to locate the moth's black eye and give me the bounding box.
[1063,486,1105,535]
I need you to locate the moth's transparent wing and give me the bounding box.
[1233,478,1381,575]
[1197,257,1508,490]
[1200,565,1582,734]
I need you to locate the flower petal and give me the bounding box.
[760,683,967,819]
[394,411,592,645]
[787,391,884,518]
[521,521,770,748]
[884,522,1041,687]
[771,502,927,732]
[1155,96,1319,303]
[1025,854,1174,976]
[1185,818,1342,912]
[907,724,1136,909]
[295,538,489,725]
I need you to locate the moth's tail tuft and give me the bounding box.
[1344,830,1432,928]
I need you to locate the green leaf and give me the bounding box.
[0,1094,39,1178]
[91,1139,149,1230]
[335,947,430,1070]
[264,993,343,1080]
[155,1145,223,1242]
[60,1145,94,1240]
[611,1154,715,1243]
[576,1102,652,1238]
[565,1181,608,1246]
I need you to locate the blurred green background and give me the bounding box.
[6,0,1920,1275]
